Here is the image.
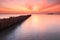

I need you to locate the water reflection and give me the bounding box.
[14,14,60,40]
[31,14,60,40]
[0,14,60,40]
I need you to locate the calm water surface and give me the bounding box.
[0,14,60,40]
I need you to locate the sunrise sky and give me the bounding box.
[0,0,60,13]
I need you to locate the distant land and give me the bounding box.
[0,11,60,15]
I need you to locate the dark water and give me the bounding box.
[0,14,60,40]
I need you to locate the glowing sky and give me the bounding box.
[0,0,60,13]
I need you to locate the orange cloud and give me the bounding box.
[0,7,32,13]
[0,4,60,14]
[0,0,60,14]
[0,7,17,13]
[41,5,60,13]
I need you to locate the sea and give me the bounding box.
[0,14,60,40]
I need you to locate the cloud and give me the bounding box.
[47,0,60,5]
[0,0,60,7]
[0,0,60,13]
[41,5,60,12]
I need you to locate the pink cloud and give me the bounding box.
[0,0,60,13]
